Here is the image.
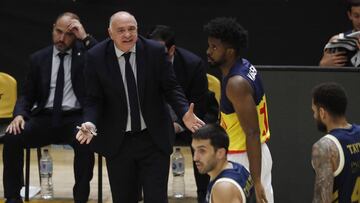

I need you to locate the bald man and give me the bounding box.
[76,11,204,203]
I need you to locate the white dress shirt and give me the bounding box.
[45,47,80,110]
[114,45,146,132]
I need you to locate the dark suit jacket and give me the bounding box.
[14,38,97,119]
[168,47,208,144]
[84,36,189,158]
[172,47,208,125]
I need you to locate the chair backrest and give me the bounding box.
[206,73,220,104]
[0,72,16,139]
[0,72,17,119]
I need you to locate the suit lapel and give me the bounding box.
[70,47,81,82]
[136,39,146,107]
[106,41,127,100]
[42,47,53,101]
[172,51,182,80]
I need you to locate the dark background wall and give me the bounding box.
[1,1,358,202]
[0,0,351,84]
[259,68,360,202]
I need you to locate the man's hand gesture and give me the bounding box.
[182,103,205,133]
[76,122,97,144]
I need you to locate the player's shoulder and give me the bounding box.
[226,74,252,94]
[312,135,339,160]
[212,178,242,202]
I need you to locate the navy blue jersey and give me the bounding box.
[205,161,256,203]
[219,58,270,153]
[326,124,360,202]
[220,58,266,113]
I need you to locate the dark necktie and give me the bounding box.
[123,52,141,131]
[52,52,68,126]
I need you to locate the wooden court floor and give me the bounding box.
[0,145,198,203]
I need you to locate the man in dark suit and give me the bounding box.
[76,11,204,203]
[147,25,210,203]
[3,12,97,203]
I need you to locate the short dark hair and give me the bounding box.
[347,0,360,12]
[147,25,175,49]
[192,124,229,153]
[204,17,248,56]
[312,82,348,117]
[54,12,80,24]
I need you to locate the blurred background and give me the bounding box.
[0,0,350,83]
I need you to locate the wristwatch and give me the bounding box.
[82,34,91,47]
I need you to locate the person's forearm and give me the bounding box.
[246,132,262,184]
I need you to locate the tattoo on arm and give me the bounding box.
[311,137,340,203]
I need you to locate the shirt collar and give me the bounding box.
[114,44,136,58]
[53,46,72,57]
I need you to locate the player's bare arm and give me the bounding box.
[226,75,266,203]
[312,137,339,203]
[212,181,243,203]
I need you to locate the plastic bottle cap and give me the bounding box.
[175,147,180,151]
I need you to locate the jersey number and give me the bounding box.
[259,101,269,136]
[352,177,360,202]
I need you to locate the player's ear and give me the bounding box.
[226,48,235,57]
[216,148,226,159]
[319,107,326,120]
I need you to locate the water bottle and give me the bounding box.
[40,149,53,199]
[171,147,185,198]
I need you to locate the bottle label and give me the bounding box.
[172,159,184,175]
[40,161,53,174]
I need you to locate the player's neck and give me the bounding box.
[220,57,239,77]
[209,160,231,181]
[327,117,351,132]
